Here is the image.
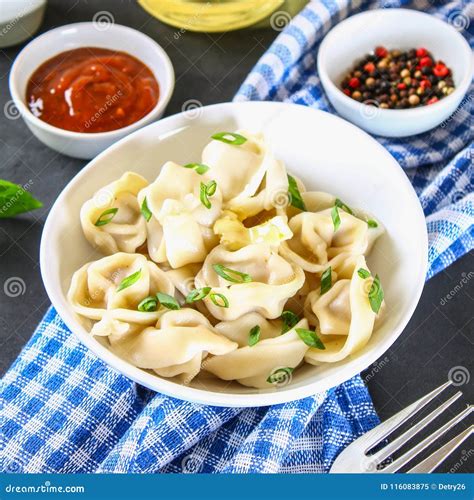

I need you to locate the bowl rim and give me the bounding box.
[40,100,428,407]
[8,21,175,139]
[318,8,473,117]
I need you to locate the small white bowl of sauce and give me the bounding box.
[9,22,175,159]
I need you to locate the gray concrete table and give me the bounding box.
[0,0,472,472]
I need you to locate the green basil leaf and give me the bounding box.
[281,310,300,334]
[185,287,211,303]
[94,207,118,226]
[266,367,294,384]
[331,205,341,231]
[369,274,384,314]
[212,264,252,283]
[320,266,332,295]
[209,292,229,308]
[0,179,42,218]
[183,163,209,175]
[287,174,306,211]
[138,296,158,312]
[211,132,247,145]
[357,268,371,279]
[117,269,142,292]
[248,325,261,346]
[156,292,180,310]
[295,328,325,349]
[141,197,152,222]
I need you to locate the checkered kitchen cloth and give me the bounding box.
[1,0,472,474]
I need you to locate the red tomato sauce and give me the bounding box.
[26,47,160,133]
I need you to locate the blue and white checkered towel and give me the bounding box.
[1,0,472,474]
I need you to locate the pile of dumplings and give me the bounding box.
[68,131,385,390]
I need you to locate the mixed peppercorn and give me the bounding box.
[340,46,455,109]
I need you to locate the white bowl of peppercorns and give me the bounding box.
[318,9,473,137]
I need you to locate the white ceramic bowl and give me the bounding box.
[9,22,174,159]
[40,101,428,407]
[0,0,46,48]
[318,9,473,137]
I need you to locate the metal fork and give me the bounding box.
[330,380,473,473]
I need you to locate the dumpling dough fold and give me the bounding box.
[304,255,378,364]
[108,309,238,383]
[204,318,310,388]
[67,253,175,331]
[194,243,305,321]
[80,172,148,254]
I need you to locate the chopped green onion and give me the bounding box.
[156,292,180,310]
[320,267,332,295]
[94,208,118,227]
[266,367,294,384]
[335,198,354,215]
[287,174,306,211]
[331,205,341,231]
[206,180,217,197]
[367,219,378,228]
[183,163,210,175]
[295,328,325,349]
[281,310,300,334]
[368,274,384,314]
[141,197,152,222]
[212,264,252,283]
[200,180,217,209]
[248,325,261,346]
[117,269,142,292]
[185,287,211,303]
[209,292,229,308]
[211,132,247,145]
[138,296,158,312]
[357,268,371,280]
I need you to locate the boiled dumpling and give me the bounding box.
[194,243,305,321]
[304,255,378,364]
[203,317,310,388]
[80,172,148,254]
[138,161,221,268]
[108,309,238,383]
[67,252,175,332]
[280,208,380,273]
